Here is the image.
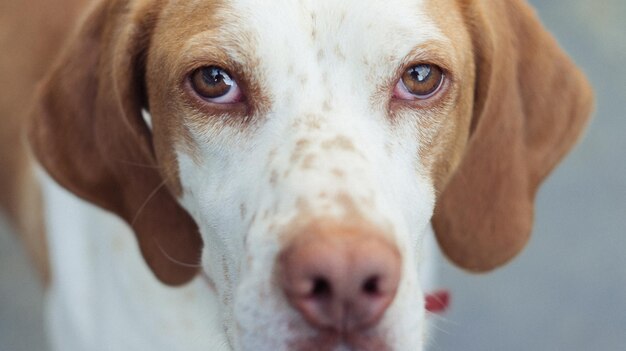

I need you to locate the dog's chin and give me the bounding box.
[288,329,393,351]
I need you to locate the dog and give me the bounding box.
[0,0,592,350]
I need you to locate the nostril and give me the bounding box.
[362,275,380,296]
[279,222,401,332]
[311,277,332,298]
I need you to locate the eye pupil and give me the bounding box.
[410,65,431,83]
[203,67,233,87]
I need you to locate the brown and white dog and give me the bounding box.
[0,0,592,350]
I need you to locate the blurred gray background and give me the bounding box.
[1,0,625,350]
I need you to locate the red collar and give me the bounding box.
[425,290,450,314]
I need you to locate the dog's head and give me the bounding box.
[29,0,592,349]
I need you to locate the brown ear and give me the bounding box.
[28,0,202,285]
[432,0,593,272]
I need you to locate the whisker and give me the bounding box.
[425,315,456,351]
[153,237,203,268]
[428,319,453,335]
[115,159,163,169]
[201,270,217,292]
[427,313,458,327]
[131,179,168,226]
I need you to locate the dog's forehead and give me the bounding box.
[229,0,440,40]
[229,0,443,61]
[172,0,448,88]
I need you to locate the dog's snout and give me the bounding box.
[278,222,401,332]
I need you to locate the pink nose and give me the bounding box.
[278,222,401,332]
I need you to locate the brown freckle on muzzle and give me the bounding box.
[267,148,277,163]
[291,138,312,163]
[299,74,308,85]
[301,154,316,170]
[331,168,345,178]
[296,197,312,214]
[317,49,325,62]
[321,135,356,152]
[303,117,322,131]
[322,99,332,112]
[269,169,279,186]
[385,142,393,156]
[334,44,346,62]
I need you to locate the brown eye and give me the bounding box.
[190,66,242,103]
[395,64,444,100]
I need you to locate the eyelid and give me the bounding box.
[205,79,243,104]
[394,74,444,101]
[399,40,455,72]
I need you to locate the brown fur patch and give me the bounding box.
[431,0,593,272]
[0,0,90,285]
[27,0,207,285]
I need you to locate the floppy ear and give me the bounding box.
[28,0,203,285]
[432,0,593,272]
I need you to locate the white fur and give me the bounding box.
[44,1,451,350]
[177,0,447,350]
[40,169,229,351]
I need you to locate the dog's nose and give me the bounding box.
[278,223,401,332]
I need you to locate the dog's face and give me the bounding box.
[29,0,592,350]
[146,0,472,349]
